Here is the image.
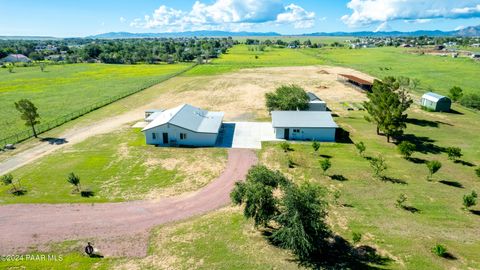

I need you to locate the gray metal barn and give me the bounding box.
[421,92,451,112]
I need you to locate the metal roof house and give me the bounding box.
[142,104,224,147]
[421,92,451,112]
[307,92,327,111]
[0,54,32,63]
[272,111,338,142]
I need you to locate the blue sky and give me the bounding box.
[1,0,480,37]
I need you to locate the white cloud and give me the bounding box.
[342,0,480,28]
[131,0,316,31]
[120,17,126,23]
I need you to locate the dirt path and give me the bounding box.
[0,149,257,256]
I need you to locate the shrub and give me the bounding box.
[287,156,295,169]
[445,147,462,161]
[432,244,447,258]
[320,158,331,175]
[396,193,407,208]
[448,86,463,102]
[475,167,480,179]
[352,232,362,244]
[460,93,480,110]
[426,160,442,181]
[280,142,291,152]
[312,141,320,153]
[463,191,477,209]
[397,141,416,159]
[369,156,387,179]
[354,141,366,157]
[67,172,81,193]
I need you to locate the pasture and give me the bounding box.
[0,63,191,139]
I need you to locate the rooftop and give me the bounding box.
[142,104,224,134]
[422,92,449,102]
[272,111,338,128]
[339,74,373,86]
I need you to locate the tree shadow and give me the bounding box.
[11,189,27,196]
[454,160,476,167]
[441,252,457,260]
[330,174,348,181]
[470,210,480,216]
[88,254,104,258]
[381,176,407,185]
[40,137,68,145]
[439,180,464,188]
[320,154,333,159]
[401,134,444,154]
[81,189,95,198]
[406,157,427,164]
[406,118,439,128]
[300,236,392,269]
[401,205,421,213]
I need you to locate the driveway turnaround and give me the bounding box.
[0,149,257,256]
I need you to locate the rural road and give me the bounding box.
[0,149,257,256]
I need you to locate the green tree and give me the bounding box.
[369,156,387,179]
[67,172,81,192]
[39,62,46,72]
[463,191,477,209]
[460,93,480,110]
[1,174,18,192]
[352,232,362,244]
[320,158,331,175]
[448,86,463,102]
[265,84,309,112]
[271,183,330,261]
[432,244,448,258]
[280,142,291,153]
[426,160,442,181]
[397,141,416,159]
[354,141,366,157]
[7,63,15,73]
[231,165,287,227]
[445,147,462,161]
[15,99,41,138]
[475,167,480,179]
[364,77,413,142]
[312,141,320,153]
[396,193,407,208]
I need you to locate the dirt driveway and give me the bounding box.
[0,149,257,257]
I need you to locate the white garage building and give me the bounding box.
[272,111,338,142]
[142,104,224,147]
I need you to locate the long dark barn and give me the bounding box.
[339,74,373,92]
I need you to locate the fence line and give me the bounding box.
[1,64,197,147]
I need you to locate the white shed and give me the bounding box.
[307,92,327,111]
[271,111,338,142]
[142,104,224,147]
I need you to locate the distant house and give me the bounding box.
[271,111,338,142]
[471,53,480,60]
[421,92,451,112]
[0,54,32,63]
[142,104,224,147]
[307,92,327,111]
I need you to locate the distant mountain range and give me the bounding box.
[2,25,479,40]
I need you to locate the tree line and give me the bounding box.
[0,37,236,64]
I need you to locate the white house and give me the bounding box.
[271,111,338,142]
[142,104,224,147]
[307,92,327,111]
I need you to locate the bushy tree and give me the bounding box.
[231,165,288,227]
[449,86,463,102]
[320,158,331,175]
[312,141,320,153]
[364,77,413,142]
[463,191,477,209]
[15,99,40,138]
[426,160,442,181]
[265,84,309,112]
[397,141,416,159]
[460,94,480,110]
[1,174,18,192]
[352,232,362,244]
[280,142,291,153]
[445,147,462,161]
[354,141,366,157]
[271,183,330,261]
[432,244,448,258]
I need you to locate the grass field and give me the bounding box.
[0,128,227,204]
[302,47,480,96]
[0,63,191,139]
[259,103,480,269]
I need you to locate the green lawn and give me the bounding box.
[302,47,480,95]
[260,103,480,269]
[185,44,324,76]
[0,128,227,204]
[0,63,191,139]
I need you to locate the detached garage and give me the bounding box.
[421,92,451,112]
[271,111,338,142]
[142,104,224,147]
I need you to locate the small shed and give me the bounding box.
[271,111,338,142]
[421,92,451,112]
[339,74,373,92]
[307,92,327,111]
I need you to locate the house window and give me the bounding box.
[293,129,300,133]
[180,133,187,140]
[152,133,157,140]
